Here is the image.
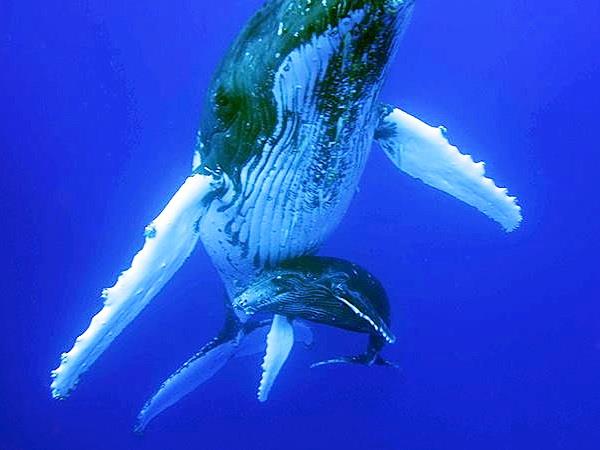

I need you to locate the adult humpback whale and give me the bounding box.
[51,0,522,426]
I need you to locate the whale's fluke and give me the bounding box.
[376,107,522,232]
[258,315,294,402]
[51,174,216,399]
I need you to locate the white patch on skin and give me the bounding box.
[336,295,395,344]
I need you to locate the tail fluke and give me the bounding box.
[51,174,216,399]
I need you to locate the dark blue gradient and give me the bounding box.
[1,1,599,449]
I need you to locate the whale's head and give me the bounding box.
[196,0,416,180]
[233,256,394,340]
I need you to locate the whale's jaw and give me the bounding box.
[196,0,415,293]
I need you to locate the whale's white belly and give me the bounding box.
[198,10,381,295]
[199,116,374,296]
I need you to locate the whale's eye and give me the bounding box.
[272,274,291,291]
[214,86,244,127]
[271,272,305,294]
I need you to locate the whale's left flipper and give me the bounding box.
[375,106,522,232]
[258,315,294,402]
[51,174,217,399]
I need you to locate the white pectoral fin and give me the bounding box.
[236,320,313,358]
[376,107,522,231]
[136,319,312,431]
[51,174,215,399]
[257,315,294,402]
[136,337,237,433]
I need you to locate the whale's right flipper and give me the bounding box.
[257,315,294,402]
[51,174,217,399]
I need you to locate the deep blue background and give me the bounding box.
[2,1,599,449]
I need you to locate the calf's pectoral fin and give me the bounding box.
[136,335,238,433]
[311,354,399,368]
[236,319,313,358]
[51,173,216,399]
[258,315,294,402]
[375,106,522,232]
[311,334,399,369]
[135,320,312,432]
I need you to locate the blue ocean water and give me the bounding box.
[2,0,599,449]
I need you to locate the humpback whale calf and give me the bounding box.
[234,256,398,368]
[137,255,395,431]
[51,0,522,427]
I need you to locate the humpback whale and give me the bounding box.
[137,255,395,431]
[234,256,398,367]
[135,307,314,432]
[51,0,522,428]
